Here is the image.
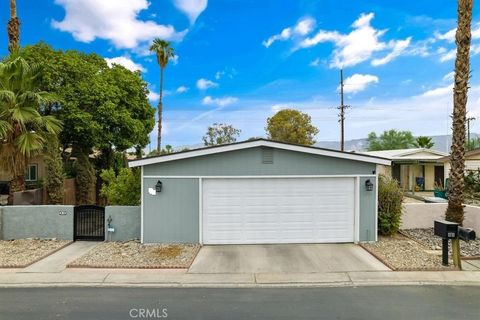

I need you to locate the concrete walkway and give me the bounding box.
[22,242,99,273]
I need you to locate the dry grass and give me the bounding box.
[68,241,200,269]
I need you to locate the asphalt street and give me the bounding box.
[0,286,479,320]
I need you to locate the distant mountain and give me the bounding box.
[315,134,480,153]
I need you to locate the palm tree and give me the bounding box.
[7,0,20,53]
[149,38,175,154]
[446,0,473,225]
[414,136,434,149]
[0,57,62,203]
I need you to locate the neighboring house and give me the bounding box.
[439,148,480,179]
[0,155,44,189]
[362,148,448,191]
[129,139,390,244]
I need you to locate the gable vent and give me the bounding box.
[262,147,274,164]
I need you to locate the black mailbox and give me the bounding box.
[458,227,476,242]
[434,220,459,239]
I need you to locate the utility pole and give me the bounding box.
[467,116,475,145]
[337,69,350,151]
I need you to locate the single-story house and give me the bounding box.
[439,148,480,178]
[129,139,390,245]
[362,148,447,191]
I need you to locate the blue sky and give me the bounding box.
[1,0,480,149]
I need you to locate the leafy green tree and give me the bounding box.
[266,109,318,145]
[414,136,434,149]
[0,56,62,203]
[367,130,415,151]
[44,136,64,204]
[74,150,96,205]
[150,38,175,153]
[100,168,140,205]
[203,123,241,146]
[21,43,154,156]
[21,43,155,202]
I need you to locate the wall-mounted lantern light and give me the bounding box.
[155,180,163,193]
[365,179,374,191]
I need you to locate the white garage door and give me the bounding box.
[202,178,355,244]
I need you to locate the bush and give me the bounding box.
[378,174,403,236]
[465,169,480,195]
[100,168,140,205]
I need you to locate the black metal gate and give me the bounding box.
[74,205,105,241]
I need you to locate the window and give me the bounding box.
[25,164,38,181]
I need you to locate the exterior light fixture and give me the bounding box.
[365,179,374,191]
[155,180,163,193]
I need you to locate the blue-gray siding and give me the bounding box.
[143,178,199,243]
[142,146,378,243]
[143,147,376,176]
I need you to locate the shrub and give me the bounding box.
[44,137,64,204]
[75,150,96,205]
[378,174,403,236]
[100,168,140,206]
[465,169,480,195]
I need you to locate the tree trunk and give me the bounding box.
[7,174,25,205]
[7,0,20,53]
[157,68,164,154]
[445,0,473,226]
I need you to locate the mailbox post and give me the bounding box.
[434,220,459,266]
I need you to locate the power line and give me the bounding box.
[337,69,351,151]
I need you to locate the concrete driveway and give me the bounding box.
[188,244,389,274]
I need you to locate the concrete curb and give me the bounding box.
[0,271,479,288]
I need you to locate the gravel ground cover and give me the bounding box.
[362,234,456,271]
[402,228,480,257]
[68,241,200,268]
[0,239,71,268]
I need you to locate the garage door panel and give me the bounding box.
[202,178,355,244]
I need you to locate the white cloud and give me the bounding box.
[371,37,411,66]
[196,78,218,90]
[442,71,455,82]
[104,56,145,72]
[171,54,179,65]
[294,17,316,35]
[435,23,480,43]
[263,17,315,48]
[309,58,320,66]
[341,74,379,94]
[148,91,160,102]
[176,86,189,93]
[271,103,290,112]
[202,96,238,107]
[299,13,409,68]
[173,0,208,24]
[52,0,186,49]
[420,85,452,98]
[214,67,237,80]
[435,28,456,42]
[439,48,456,62]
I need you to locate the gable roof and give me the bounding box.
[129,139,391,168]
[362,148,448,161]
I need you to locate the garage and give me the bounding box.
[129,139,390,244]
[202,177,355,244]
